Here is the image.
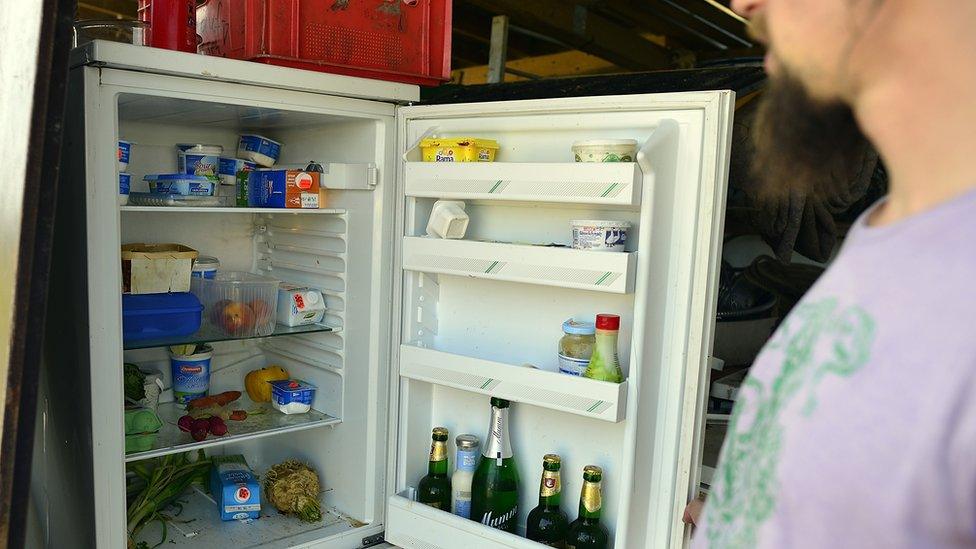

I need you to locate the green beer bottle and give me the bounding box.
[525,454,569,547]
[470,397,520,533]
[566,466,609,549]
[417,427,452,510]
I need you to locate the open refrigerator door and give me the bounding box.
[385,92,733,549]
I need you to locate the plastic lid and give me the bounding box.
[177,144,223,154]
[121,292,203,314]
[193,256,220,269]
[143,173,214,181]
[595,314,620,331]
[420,137,499,149]
[570,219,632,228]
[562,318,596,336]
[572,139,638,147]
[456,434,480,449]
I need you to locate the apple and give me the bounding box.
[249,299,272,325]
[210,299,232,325]
[220,301,255,336]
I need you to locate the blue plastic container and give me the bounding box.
[268,379,317,414]
[119,172,131,205]
[177,144,222,176]
[237,134,281,167]
[121,292,203,343]
[144,174,216,196]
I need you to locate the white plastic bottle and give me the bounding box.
[452,434,480,518]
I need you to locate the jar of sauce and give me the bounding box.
[558,319,596,376]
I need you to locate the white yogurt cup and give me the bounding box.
[572,139,638,162]
[571,220,631,252]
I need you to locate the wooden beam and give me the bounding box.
[461,0,672,70]
[487,15,509,84]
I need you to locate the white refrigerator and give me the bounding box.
[45,40,732,549]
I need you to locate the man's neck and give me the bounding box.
[851,10,976,226]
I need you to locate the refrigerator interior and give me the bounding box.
[387,94,731,549]
[114,89,396,548]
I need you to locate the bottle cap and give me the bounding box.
[490,396,511,409]
[582,465,603,481]
[432,427,449,441]
[456,434,480,449]
[595,314,620,331]
[562,318,596,336]
[543,454,562,470]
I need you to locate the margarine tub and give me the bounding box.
[420,137,499,162]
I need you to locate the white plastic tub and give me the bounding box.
[426,200,469,239]
[571,220,631,252]
[572,139,638,162]
[237,134,281,168]
[177,144,223,176]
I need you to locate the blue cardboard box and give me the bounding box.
[210,455,261,521]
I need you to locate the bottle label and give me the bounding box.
[557,353,588,376]
[482,407,513,459]
[453,498,471,519]
[540,471,561,497]
[457,448,479,472]
[480,506,518,530]
[430,441,447,462]
[581,481,602,513]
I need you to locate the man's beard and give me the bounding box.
[751,69,870,201]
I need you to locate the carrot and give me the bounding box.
[186,391,241,410]
[229,410,247,421]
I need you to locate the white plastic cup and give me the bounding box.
[426,200,469,239]
[571,220,631,252]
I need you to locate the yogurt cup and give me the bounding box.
[191,256,220,279]
[170,345,213,405]
[118,140,132,171]
[572,139,638,162]
[144,174,217,196]
[571,220,631,252]
[119,172,131,205]
[217,157,256,186]
[237,134,281,168]
[177,144,223,177]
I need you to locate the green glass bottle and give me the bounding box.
[417,427,452,511]
[566,466,609,549]
[470,397,520,533]
[526,454,569,547]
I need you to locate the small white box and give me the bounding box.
[276,284,326,327]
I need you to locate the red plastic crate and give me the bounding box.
[197,0,452,87]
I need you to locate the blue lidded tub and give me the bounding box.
[144,174,216,196]
[177,144,222,177]
[268,379,317,414]
[119,172,131,205]
[118,140,132,171]
[237,134,281,168]
[217,157,257,186]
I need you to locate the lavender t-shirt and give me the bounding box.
[695,189,976,548]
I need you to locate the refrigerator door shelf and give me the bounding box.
[401,237,638,294]
[398,344,629,423]
[404,161,643,208]
[387,493,538,549]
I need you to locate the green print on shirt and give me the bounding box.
[705,298,875,548]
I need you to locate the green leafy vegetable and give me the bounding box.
[126,450,210,547]
[123,363,147,402]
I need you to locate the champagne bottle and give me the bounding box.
[566,466,609,549]
[417,427,452,510]
[470,397,520,533]
[526,454,569,547]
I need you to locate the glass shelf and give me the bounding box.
[123,322,335,350]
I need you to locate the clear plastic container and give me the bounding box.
[191,271,281,337]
